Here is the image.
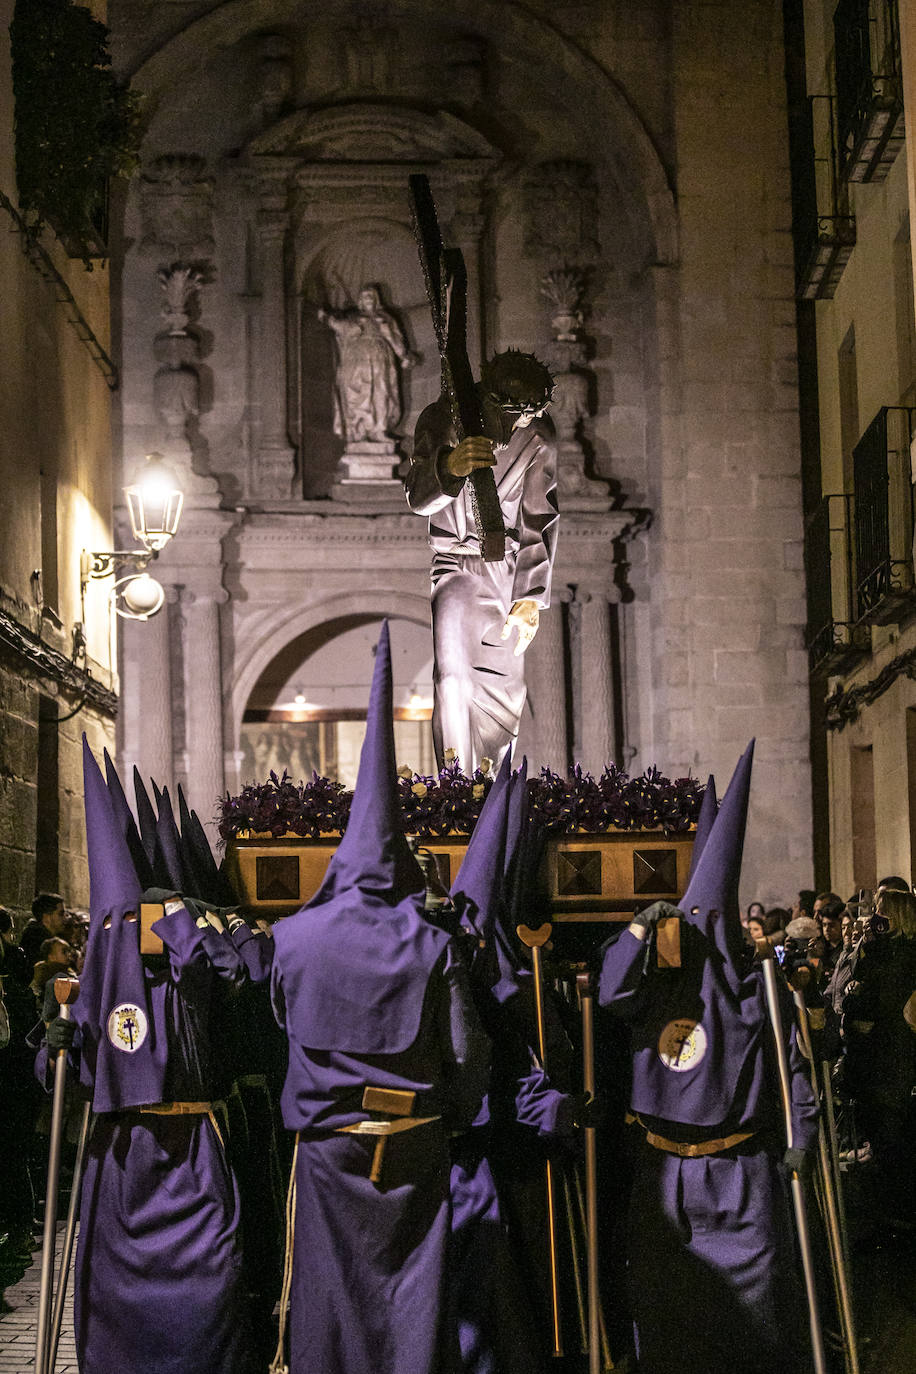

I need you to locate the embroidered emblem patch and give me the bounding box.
[657,1018,707,1072]
[107,1004,148,1053]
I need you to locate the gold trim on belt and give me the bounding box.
[627,1111,753,1157]
[138,1100,219,1116]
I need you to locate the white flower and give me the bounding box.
[479,757,492,775]
[397,765,413,779]
[472,783,485,799]
[411,782,428,798]
[444,748,457,763]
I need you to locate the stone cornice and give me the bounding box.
[233,506,637,551]
[825,645,916,730]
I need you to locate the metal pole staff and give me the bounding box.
[577,972,605,1374]
[35,975,79,1374]
[517,922,563,1357]
[791,986,860,1374]
[757,944,827,1374]
[48,1099,93,1373]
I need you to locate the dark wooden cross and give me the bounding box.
[408,173,506,562]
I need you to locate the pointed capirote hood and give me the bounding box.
[681,741,754,973]
[85,738,144,922]
[451,749,513,936]
[686,774,718,884]
[104,749,154,890]
[133,767,158,865]
[154,786,190,893]
[310,620,423,905]
[177,788,238,907]
[271,622,448,1059]
[81,738,163,1111]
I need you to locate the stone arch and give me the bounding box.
[128,0,676,267]
[229,589,433,757]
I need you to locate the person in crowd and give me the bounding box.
[838,886,916,1224]
[30,937,79,1017]
[746,908,786,953]
[875,875,911,894]
[19,892,67,969]
[744,899,765,929]
[0,906,41,1294]
[812,895,845,977]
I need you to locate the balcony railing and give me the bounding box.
[804,494,870,673]
[834,0,905,184]
[795,96,856,300]
[853,405,915,620]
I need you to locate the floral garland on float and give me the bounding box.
[219,754,704,923]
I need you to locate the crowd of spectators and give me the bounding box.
[742,877,916,1233]
[0,893,87,1307]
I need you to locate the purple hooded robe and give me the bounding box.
[270,623,490,1374]
[67,742,251,1374]
[599,743,817,1374]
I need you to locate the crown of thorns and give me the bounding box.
[480,348,554,409]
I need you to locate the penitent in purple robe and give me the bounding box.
[270,623,490,1374]
[599,743,817,1374]
[70,743,250,1374]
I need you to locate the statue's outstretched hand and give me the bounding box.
[501,599,539,656]
[445,435,496,478]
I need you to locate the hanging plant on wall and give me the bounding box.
[9,0,142,268]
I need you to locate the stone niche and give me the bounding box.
[240,102,499,500]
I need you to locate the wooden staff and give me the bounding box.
[35,975,79,1374]
[517,922,563,1357]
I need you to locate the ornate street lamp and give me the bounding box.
[80,454,184,621]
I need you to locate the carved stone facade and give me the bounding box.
[111,0,814,898]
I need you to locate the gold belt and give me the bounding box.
[138,1100,218,1116]
[335,1115,440,1137]
[627,1112,753,1158]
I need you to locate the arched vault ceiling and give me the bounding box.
[128,0,676,266]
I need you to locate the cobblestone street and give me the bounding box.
[0,1226,77,1374]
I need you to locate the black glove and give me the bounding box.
[46,1016,75,1052]
[140,887,180,906]
[630,901,683,934]
[570,1091,606,1130]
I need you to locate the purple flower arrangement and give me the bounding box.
[217,761,704,844]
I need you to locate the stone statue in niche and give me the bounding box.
[319,285,415,484]
[256,33,294,125]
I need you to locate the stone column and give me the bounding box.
[523,591,569,773]
[253,191,297,497]
[119,594,175,792]
[577,589,617,773]
[180,587,229,837]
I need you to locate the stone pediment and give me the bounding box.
[247,103,497,164]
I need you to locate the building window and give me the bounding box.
[850,742,876,890]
